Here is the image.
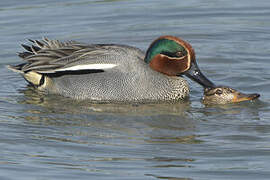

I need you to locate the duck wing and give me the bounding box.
[10,38,130,74]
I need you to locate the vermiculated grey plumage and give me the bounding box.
[8,38,189,103]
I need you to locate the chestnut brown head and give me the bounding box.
[144,36,215,88]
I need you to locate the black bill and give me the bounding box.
[184,61,215,88]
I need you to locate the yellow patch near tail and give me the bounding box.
[38,76,53,91]
[23,71,43,86]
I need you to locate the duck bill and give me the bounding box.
[232,92,260,103]
[184,61,215,88]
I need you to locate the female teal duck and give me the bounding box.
[202,86,260,105]
[8,36,216,103]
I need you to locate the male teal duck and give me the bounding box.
[8,36,216,103]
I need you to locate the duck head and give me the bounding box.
[144,36,215,88]
[202,86,260,105]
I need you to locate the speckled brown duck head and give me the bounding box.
[144,36,215,88]
[202,86,260,105]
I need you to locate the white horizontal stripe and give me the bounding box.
[56,64,117,72]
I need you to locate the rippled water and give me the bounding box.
[1,0,270,179]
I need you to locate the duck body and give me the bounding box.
[9,38,192,103]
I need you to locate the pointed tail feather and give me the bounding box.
[6,64,25,73]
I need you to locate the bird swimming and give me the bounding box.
[202,86,260,105]
[8,36,216,103]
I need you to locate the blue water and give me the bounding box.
[0,0,270,179]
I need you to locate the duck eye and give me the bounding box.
[176,51,184,57]
[215,89,223,95]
